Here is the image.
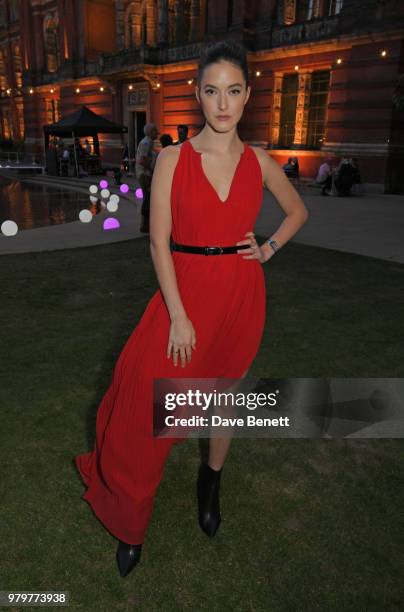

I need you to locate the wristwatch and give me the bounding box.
[267,239,279,253]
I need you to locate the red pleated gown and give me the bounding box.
[75,138,267,544]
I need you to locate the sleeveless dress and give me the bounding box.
[75,139,267,545]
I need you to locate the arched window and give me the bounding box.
[124,1,158,47]
[125,2,137,47]
[168,0,193,45]
[43,14,60,72]
[327,0,344,16]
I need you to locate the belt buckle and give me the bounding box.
[205,246,223,255]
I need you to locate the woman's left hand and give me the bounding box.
[236,232,268,264]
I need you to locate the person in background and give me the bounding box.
[85,139,92,155]
[351,158,362,186]
[283,157,299,179]
[57,138,65,157]
[315,157,333,195]
[74,137,86,161]
[160,134,173,148]
[61,146,70,176]
[173,124,188,145]
[334,158,355,197]
[136,123,159,233]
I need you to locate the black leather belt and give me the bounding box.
[171,241,250,255]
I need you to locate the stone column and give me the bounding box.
[293,71,312,148]
[271,73,283,147]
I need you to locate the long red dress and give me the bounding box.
[75,138,267,545]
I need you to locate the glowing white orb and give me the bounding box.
[107,200,118,212]
[89,184,98,194]
[109,194,120,205]
[100,189,110,199]
[79,209,93,223]
[1,220,18,236]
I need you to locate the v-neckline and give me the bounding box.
[187,139,247,204]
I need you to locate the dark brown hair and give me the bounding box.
[197,40,250,89]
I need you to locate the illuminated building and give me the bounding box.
[0,0,403,192]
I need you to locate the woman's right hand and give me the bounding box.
[167,316,196,368]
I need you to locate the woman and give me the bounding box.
[75,40,308,578]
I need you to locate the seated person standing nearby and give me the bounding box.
[315,158,333,195]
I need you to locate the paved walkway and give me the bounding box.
[256,189,404,264]
[1,171,403,263]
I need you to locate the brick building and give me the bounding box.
[0,0,403,192]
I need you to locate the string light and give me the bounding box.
[336,58,342,64]
[128,85,133,90]
[75,87,80,93]
[99,86,104,92]
[294,65,299,70]
[255,70,261,76]
[29,88,34,94]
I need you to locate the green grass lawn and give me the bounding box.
[0,236,403,611]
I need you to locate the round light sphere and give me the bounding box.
[107,200,118,213]
[1,220,18,236]
[109,194,120,205]
[79,209,93,223]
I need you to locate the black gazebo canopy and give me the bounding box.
[43,105,128,175]
[43,105,127,153]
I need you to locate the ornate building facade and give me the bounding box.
[0,0,403,192]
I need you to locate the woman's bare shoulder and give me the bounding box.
[157,144,181,162]
[250,146,282,167]
[248,145,269,163]
[153,144,181,176]
[248,146,270,186]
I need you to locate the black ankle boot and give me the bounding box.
[116,540,142,577]
[197,463,223,537]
